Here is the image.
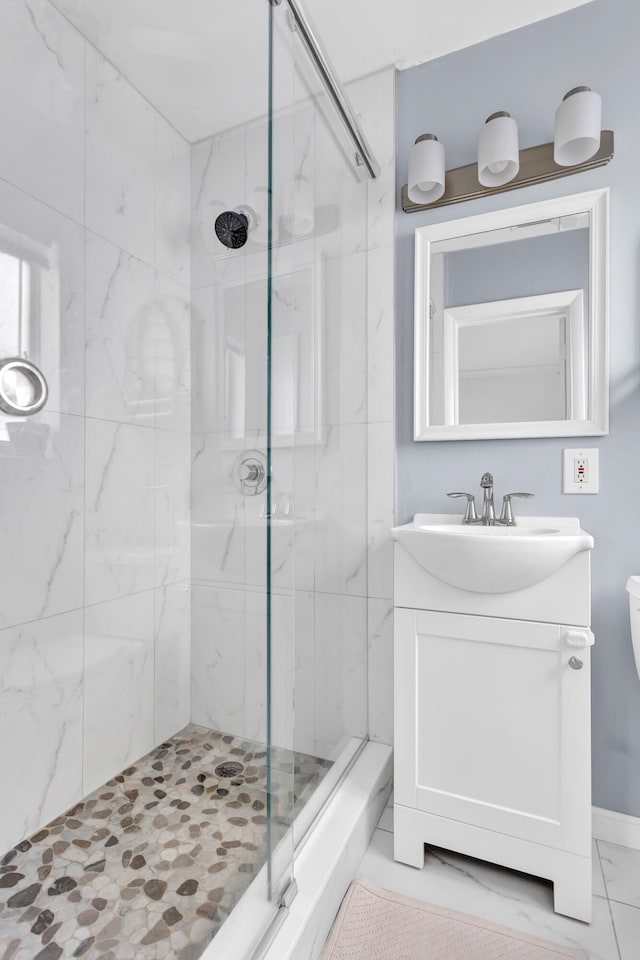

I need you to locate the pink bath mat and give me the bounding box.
[321,879,587,960]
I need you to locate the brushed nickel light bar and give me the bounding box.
[402,130,614,213]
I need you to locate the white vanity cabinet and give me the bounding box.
[393,523,594,922]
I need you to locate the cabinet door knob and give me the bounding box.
[568,656,584,670]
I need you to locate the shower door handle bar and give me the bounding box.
[271,0,381,180]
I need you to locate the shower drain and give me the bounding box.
[214,761,245,779]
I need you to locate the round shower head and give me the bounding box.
[215,210,249,249]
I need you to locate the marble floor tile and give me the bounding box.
[377,804,393,834]
[592,840,608,900]
[374,811,606,904]
[597,840,640,908]
[358,829,620,960]
[609,900,640,960]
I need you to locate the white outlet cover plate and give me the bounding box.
[563,447,599,494]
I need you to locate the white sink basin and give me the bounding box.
[393,513,594,594]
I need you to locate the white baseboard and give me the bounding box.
[592,805,640,850]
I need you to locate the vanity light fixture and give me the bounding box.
[477,111,520,187]
[402,88,612,213]
[407,133,445,204]
[554,86,602,166]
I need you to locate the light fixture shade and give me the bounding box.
[554,86,602,166]
[477,112,520,187]
[408,134,445,204]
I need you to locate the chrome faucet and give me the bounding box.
[447,472,534,525]
[480,472,495,525]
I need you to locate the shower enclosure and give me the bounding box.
[0,0,381,956]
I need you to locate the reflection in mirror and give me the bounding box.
[443,289,585,425]
[126,296,187,424]
[220,262,323,445]
[0,225,59,443]
[414,190,609,441]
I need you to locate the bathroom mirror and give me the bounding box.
[414,188,609,440]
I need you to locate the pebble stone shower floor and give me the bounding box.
[0,724,332,960]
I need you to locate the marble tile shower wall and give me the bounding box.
[0,0,191,853]
[190,68,395,756]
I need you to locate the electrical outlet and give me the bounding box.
[563,448,599,493]
[574,458,588,484]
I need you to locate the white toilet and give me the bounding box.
[625,576,640,679]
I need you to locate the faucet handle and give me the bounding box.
[447,492,478,524]
[499,492,534,526]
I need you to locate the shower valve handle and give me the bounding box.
[240,464,260,483]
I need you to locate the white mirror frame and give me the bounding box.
[414,188,609,441]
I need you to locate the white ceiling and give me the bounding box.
[51,0,592,143]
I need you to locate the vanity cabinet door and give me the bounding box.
[394,608,592,856]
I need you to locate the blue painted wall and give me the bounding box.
[395,0,640,816]
[445,230,588,308]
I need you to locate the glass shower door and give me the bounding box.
[188,1,298,952]
[262,0,299,915]
[267,0,370,869]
